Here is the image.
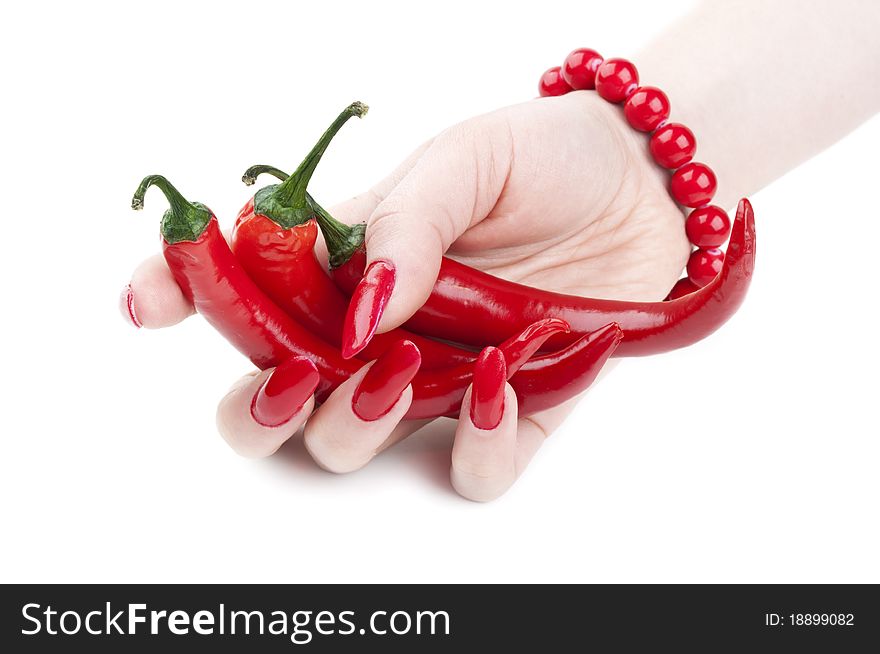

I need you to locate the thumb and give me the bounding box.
[341,116,512,358]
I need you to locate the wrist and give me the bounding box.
[634,50,737,209]
[564,89,683,218]
[537,47,739,298]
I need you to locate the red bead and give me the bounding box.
[687,248,724,287]
[538,66,572,97]
[562,48,603,90]
[594,58,639,103]
[670,162,717,208]
[665,277,700,301]
[685,205,731,248]
[650,123,696,169]
[623,86,670,132]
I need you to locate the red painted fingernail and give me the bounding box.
[119,283,142,328]
[251,357,320,427]
[352,340,421,421]
[341,259,396,359]
[470,347,507,430]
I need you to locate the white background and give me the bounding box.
[1,0,877,583]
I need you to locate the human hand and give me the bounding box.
[121,92,688,501]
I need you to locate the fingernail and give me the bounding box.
[352,340,421,421]
[251,357,320,427]
[119,283,142,328]
[341,259,396,359]
[470,347,507,430]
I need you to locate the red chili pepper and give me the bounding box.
[510,323,622,416]
[251,165,754,356]
[131,176,620,418]
[320,195,756,357]
[231,105,475,369]
[133,175,353,400]
[409,321,622,420]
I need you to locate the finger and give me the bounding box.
[513,397,580,475]
[374,418,433,454]
[313,139,435,266]
[304,340,421,474]
[121,253,194,329]
[452,356,622,501]
[216,357,319,458]
[340,116,513,357]
[450,348,520,502]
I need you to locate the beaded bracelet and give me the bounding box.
[538,48,731,301]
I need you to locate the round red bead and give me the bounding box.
[650,122,696,169]
[538,66,572,97]
[623,86,670,132]
[685,205,731,248]
[594,58,639,103]
[665,277,700,301]
[670,162,717,208]
[562,48,604,90]
[687,248,724,287]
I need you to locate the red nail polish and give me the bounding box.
[251,357,320,427]
[352,340,421,421]
[341,259,396,359]
[470,347,507,430]
[120,283,142,328]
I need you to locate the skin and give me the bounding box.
[122,0,880,501]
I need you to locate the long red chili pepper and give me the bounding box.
[231,104,475,369]
[132,175,621,418]
[252,166,755,357]
[411,322,623,420]
[133,176,351,400]
[327,195,755,356]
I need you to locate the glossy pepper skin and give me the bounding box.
[256,164,756,357]
[328,199,756,357]
[232,196,472,369]
[406,322,622,420]
[132,176,618,418]
[232,106,475,369]
[160,216,354,401]
[509,323,621,415]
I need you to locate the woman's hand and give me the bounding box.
[121,92,688,501]
[335,91,689,329]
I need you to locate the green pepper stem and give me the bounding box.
[132,174,194,214]
[271,101,368,208]
[241,165,289,186]
[307,194,366,269]
[132,174,211,244]
[242,163,367,266]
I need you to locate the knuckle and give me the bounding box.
[215,374,278,459]
[303,427,373,475]
[367,199,413,237]
[520,415,551,441]
[450,465,512,503]
[450,456,514,485]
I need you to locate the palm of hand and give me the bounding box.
[430,92,690,304]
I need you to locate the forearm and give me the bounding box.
[637,0,880,208]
